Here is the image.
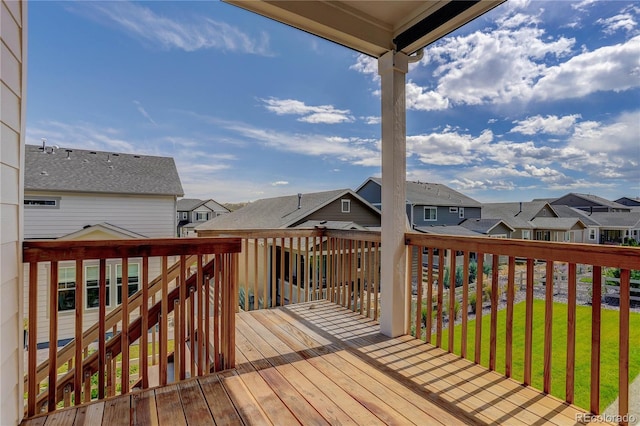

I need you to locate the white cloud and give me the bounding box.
[271,181,289,186]
[72,1,271,55]
[510,114,581,135]
[597,13,637,35]
[349,54,379,81]
[260,98,354,124]
[532,36,640,101]
[405,81,450,111]
[133,100,157,126]
[407,128,493,165]
[26,121,137,153]
[362,116,380,125]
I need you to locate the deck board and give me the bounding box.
[22,301,604,426]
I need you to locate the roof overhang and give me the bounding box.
[223,0,505,57]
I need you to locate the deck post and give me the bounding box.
[378,50,409,337]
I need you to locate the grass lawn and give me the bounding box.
[435,300,640,411]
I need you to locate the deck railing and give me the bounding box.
[197,228,382,321]
[23,237,241,417]
[405,232,639,423]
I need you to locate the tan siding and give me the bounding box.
[301,194,380,227]
[0,0,25,423]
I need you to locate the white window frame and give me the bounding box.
[522,230,531,240]
[449,207,458,213]
[57,266,76,312]
[195,211,209,221]
[424,206,437,221]
[341,199,351,213]
[86,265,111,309]
[116,263,141,305]
[459,207,465,219]
[589,228,597,240]
[181,212,188,220]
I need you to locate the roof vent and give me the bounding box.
[134,155,140,158]
[66,149,72,159]
[297,193,302,209]
[40,138,47,152]
[90,151,96,154]
[107,154,111,162]
[40,171,48,176]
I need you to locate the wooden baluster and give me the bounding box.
[305,237,311,303]
[74,259,84,405]
[160,256,168,386]
[365,242,372,319]
[436,248,444,348]
[474,254,484,365]
[524,258,534,385]
[174,299,181,383]
[271,239,277,307]
[461,252,469,359]
[84,371,92,403]
[253,239,258,311]
[544,260,555,394]
[489,255,499,371]
[141,256,149,389]
[279,238,285,306]
[214,255,221,371]
[48,261,59,412]
[426,248,433,344]
[415,246,423,340]
[619,268,630,425]
[590,266,602,413]
[106,352,113,397]
[179,255,187,381]
[27,261,38,417]
[151,293,157,366]
[296,238,302,305]
[348,240,353,310]
[505,256,515,377]
[190,287,196,376]
[288,238,294,305]
[448,250,456,352]
[565,262,577,404]
[359,240,365,315]
[320,236,326,302]
[205,272,211,374]
[63,384,71,408]
[98,259,107,399]
[121,258,130,394]
[228,254,237,368]
[197,255,204,377]
[263,239,268,309]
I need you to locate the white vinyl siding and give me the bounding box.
[1,1,26,422]
[24,192,177,239]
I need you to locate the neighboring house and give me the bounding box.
[615,196,640,207]
[549,204,640,245]
[550,193,631,213]
[356,177,482,230]
[482,201,586,242]
[24,143,184,345]
[177,198,230,237]
[196,189,381,306]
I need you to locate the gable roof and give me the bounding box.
[549,205,601,227]
[57,223,147,241]
[481,201,551,229]
[25,144,184,196]
[551,193,629,210]
[359,177,481,207]
[177,198,230,212]
[460,218,515,234]
[195,189,379,231]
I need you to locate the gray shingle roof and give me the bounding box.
[549,205,601,227]
[530,217,585,230]
[415,225,481,237]
[460,218,514,234]
[196,189,370,231]
[587,212,640,228]
[25,144,183,196]
[366,177,481,207]
[177,198,206,211]
[481,201,549,229]
[553,193,629,210]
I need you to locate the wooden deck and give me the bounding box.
[22,301,599,425]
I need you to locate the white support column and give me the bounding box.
[378,51,409,337]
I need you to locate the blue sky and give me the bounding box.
[26,1,639,203]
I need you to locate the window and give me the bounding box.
[589,228,597,240]
[116,263,140,304]
[341,199,351,213]
[57,266,76,312]
[195,211,210,221]
[424,207,437,221]
[86,265,110,309]
[449,207,458,213]
[459,207,465,219]
[24,197,60,209]
[522,230,531,240]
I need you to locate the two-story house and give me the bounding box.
[356,177,482,231]
[24,143,184,346]
[177,198,230,237]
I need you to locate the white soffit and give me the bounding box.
[223,1,505,57]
